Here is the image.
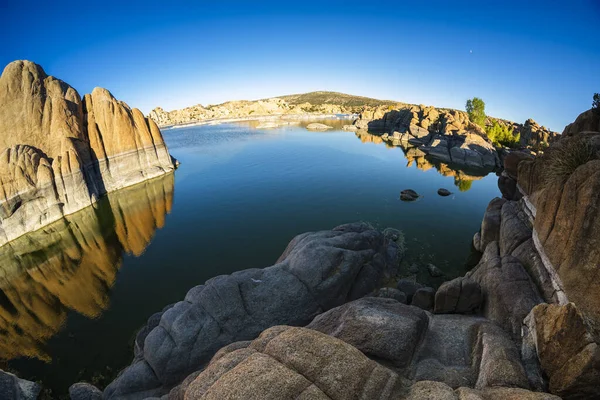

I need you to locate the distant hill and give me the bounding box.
[276,91,399,108]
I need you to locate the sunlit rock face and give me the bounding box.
[0,173,174,362]
[0,60,176,247]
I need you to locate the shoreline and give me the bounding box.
[159,113,358,130]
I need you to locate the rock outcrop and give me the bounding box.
[469,108,600,398]
[524,303,600,399]
[353,104,558,169]
[0,369,40,400]
[0,60,176,247]
[103,223,400,399]
[354,105,502,169]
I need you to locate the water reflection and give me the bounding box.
[0,173,174,362]
[355,131,487,191]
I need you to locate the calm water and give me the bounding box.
[2,119,500,394]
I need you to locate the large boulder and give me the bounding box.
[0,369,40,400]
[434,277,482,314]
[466,242,542,341]
[0,60,175,247]
[531,158,600,334]
[307,297,428,368]
[410,314,528,389]
[104,223,400,399]
[562,108,600,136]
[182,326,404,400]
[473,197,506,253]
[524,303,600,399]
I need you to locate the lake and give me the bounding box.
[2,118,500,394]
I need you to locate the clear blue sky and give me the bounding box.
[2,0,599,132]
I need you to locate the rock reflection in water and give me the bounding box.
[0,173,174,362]
[355,131,488,191]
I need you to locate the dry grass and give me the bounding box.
[542,138,598,187]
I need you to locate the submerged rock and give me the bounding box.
[427,263,444,277]
[306,123,333,131]
[400,189,420,201]
[103,223,399,399]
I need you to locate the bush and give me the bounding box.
[542,138,598,187]
[486,121,520,148]
[466,97,486,127]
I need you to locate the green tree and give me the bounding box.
[466,97,486,127]
[593,93,600,116]
[486,120,520,148]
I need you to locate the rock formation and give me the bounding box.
[470,107,600,397]
[0,60,176,247]
[103,222,400,399]
[353,105,558,169]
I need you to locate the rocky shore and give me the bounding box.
[0,61,177,247]
[352,105,558,170]
[2,63,598,399]
[2,107,588,400]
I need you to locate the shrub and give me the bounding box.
[466,97,486,127]
[486,121,520,148]
[541,138,598,187]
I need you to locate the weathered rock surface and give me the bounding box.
[0,60,176,247]
[466,242,542,341]
[103,223,399,399]
[304,298,531,392]
[182,326,405,400]
[69,382,103,400]
[410,313,528,390]
[562,108,600,136]
[434,277,482,314]
[397,278,424,303]
[308,297,428,368]
[374,287,408,303]
[411,287,435,311]
[0,370,40,400]
[525,303,600,399]
[515,112,600,334]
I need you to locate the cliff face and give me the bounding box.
[0,60,176,247]
[516,123,600,334]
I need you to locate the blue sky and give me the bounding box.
[2,0,599,132]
